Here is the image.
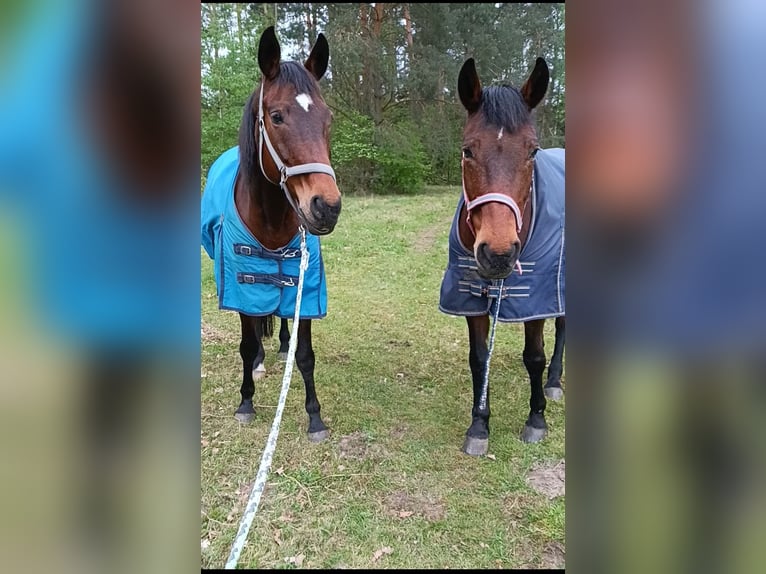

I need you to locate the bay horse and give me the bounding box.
[201,26,341,442]
[439,57,565,456]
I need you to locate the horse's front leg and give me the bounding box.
[544,316,565,400]
[523,319,548,442]
[463,314,491,456]
[295,319,329,442]
[277,318,290,360]
[235,313,263,423]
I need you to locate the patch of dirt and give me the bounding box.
[390,424,408,440]
[385,339,412,348]
[526,459,565,499]
[337,431,371,460]
[541,540,566,569]
[413,225,441,252]
[383,490,447,522]
[201,320,234,344]
[329,352,351,364]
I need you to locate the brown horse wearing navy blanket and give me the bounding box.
[443,57,565,456]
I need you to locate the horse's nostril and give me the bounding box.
[311,195,326,214]
[311,195,341,219]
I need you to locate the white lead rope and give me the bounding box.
[478,278,504,412]
[224,227,309,570]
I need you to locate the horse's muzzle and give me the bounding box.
[475,241,520,279]
[303,195,341,235]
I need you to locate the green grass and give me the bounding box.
[201,186,565,569]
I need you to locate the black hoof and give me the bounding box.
[521,424,547,443]
[544,386,564,401]
[462,436,489,456]
[277,352,288,361]
[234,411,255,423]
[235,401,255,423]
[308,429,330,443]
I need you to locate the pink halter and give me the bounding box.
[461,158,529,275]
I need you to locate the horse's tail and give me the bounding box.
[254,314,275,339]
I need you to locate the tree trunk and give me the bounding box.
[370,3,386,124]
[359,3,370,116]
[236,5,244,55]
[403,4,415,116]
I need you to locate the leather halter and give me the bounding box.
[461,152,538,275]
[256,80,336,215]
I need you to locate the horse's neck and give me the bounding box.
[234,171,299,250]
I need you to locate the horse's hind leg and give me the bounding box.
[544,316,565,400]
[235,313,263,423]
[463,315,491,456]
[277,318,290,360]
[295,319,329,442]
[522,319,548,443]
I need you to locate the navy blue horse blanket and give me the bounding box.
[439,147,565,322]
[201,146,328,319]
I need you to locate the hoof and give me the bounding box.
[521,424,547,443]
[235,401,255,423]
[462,436,489,457]
[253,363,266,379]
[544,386,564,401]
[277,352,288,361]
[234,411,255,423]
[308,429,330,443]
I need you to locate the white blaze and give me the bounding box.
[296,93,313,112]
[497,127,504,140]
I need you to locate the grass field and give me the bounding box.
[200,186,565,569]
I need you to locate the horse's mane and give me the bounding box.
[238,61,320,187]
[481,85,531,134]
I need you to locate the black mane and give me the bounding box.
[238,61,319,185]
[481,85,531,133]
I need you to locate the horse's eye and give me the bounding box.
[462,147,473,159]
[270,111,284,125]
[529,147,539,159]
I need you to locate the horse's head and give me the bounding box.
[242,26,341,235]
[457,57,549,279]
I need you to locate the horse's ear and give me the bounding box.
[521,57,549,110]
[458,58,482,114]
[305,33,329,81]
[258,26,281,81]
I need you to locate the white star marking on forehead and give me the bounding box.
[497,127,504,140]
[295,93,313,112]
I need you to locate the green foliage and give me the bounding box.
[372,122,431,195]
[200,3,565,194]
[329,110,377,194]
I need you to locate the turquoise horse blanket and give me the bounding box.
[201,146,328,319]
[439,147,565,322]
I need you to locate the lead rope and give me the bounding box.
[225,226,309,570]
[478,279,503,413]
